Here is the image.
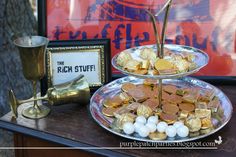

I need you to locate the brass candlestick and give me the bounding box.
[13,36,50,119]
[9,74,90,118]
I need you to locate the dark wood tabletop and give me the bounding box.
[0,85,236,157]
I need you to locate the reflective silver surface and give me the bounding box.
[90,76,233,142]
[112,44,209,79]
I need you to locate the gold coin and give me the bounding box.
[103,96,123,108]
[179,103,195,112]
[143,98,159,111]
[154,59,174,71]
[159,112,177,124]
[161,101,177,106]
[185,116,201,132]
[127,88,148,103]
[102,107,117,117]
[149,132,167,140]
[121,83,136,93]
[161,91,171,100]
[163,85,177,94]
[168,94,182,104]
[162,104,179,115]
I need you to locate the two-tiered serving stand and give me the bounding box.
[89,44,233,143]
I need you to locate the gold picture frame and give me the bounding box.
[41,39,111,95]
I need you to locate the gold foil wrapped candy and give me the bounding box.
[200,127,213,135]
[208,97,220,112]
[185,116,201,132]
[182,89,200,103]
[195,108,211,119]
[139,48,157,65]
[141,60,150,70]
[201,117,213,129]
[119,92,133,104]
[137,105,153,118]
[115,113,136,129]
[116,50,132,67]
[124,60,141,72]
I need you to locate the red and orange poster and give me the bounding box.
[46,0,236,76]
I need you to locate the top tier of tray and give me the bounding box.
[112,44,209,80]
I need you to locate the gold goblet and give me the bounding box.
[13,36,50,119]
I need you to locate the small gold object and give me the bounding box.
[137,105,153,118]
[195,108,211,119]
[143,98,159,111]
[141,60,150,70]
[162,104,179,115]
[159,112,177,124]
[124,60,141,72]
[154,59,174,71]
[208,97,220,112]
[185,116,201,132]
[9,74,90,118]
[127,88,148,103]
[163,85,177,94]
[119,92,132,104]
[121,83,136,93]
[179,111,189,120]
[182,89,200,103]
[179,103,195,112]
[103,95,123,108]
[115,113,136,129]
[201,117,213,129]
[102,107,118,117]
[200,127,213,135]
[116,50,132,67]
[149,132,167,140]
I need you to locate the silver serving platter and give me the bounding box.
[90,76,233,143]
[112,44,209,79]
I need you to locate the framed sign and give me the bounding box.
[41,39,111,95]
[38,0,236,83]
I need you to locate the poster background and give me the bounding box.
[44,0,236,76]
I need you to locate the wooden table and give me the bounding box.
[0,85,236,157]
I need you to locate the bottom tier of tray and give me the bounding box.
[90,76,232,143]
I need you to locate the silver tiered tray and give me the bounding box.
[112,44,209,79]
[90,76,233,143]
